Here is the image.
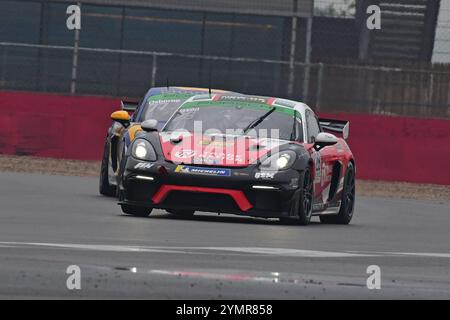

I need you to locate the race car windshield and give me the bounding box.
[139,94,193,122]
[163,103,302,141]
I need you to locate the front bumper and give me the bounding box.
[119,157,302,218]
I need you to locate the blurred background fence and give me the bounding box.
[0,0,449,118]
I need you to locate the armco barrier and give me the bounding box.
[0,91,449,185]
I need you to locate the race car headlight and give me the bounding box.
[260,151,296,171]
[131,139,156,161]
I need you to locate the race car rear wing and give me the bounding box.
[121,99,140,112]
[319,118,349,139]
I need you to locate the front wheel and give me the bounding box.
[121,204,152,217]
[320,162,355,224]
[280,167,313,225]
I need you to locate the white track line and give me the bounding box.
[0,241,449,259]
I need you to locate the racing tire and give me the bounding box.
[166,209,195,217]
[99,140,117,197]
[320,162,355,225]
[121,204,152,217]
[115,146,127,198]
[280,167,313,226]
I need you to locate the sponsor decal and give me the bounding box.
[218,95,268,104]
[148,99,183,105]
[179,107,199,114]
[313,154,334,187]
[174,149,196,158]
[173,149,244,163]
[274,99,296,108]
[289,177,299,188]
[134,163,154,169]
[255,171,276,179]
[313,151,321,183]
[175,165,231,177]
[233,172,249,177]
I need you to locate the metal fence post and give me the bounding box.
[428,72,434,109]
[70,2,81,95]
[302,16,313,103]
[447,79,450,117]
[316,62,324,111]
[116,6,125,96]
[151,54,158,88]
[70,29,79,95]
[0,46,5,88]
[287,0,298,98]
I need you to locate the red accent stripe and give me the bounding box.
[152,185,253,212]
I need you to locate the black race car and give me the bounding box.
[117,94,356,225]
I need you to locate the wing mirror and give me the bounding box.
[141,119,159,132]
[314,132,338,151]
[121,99,139,112]
[111,110,130,127]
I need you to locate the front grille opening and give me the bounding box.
[162,191,240,212]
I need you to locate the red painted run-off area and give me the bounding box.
[0,91,449,185]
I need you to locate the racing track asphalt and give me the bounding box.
[0,171,449,299]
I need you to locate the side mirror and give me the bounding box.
[141,119,158,132]
[314,132,338,151]
[121,99,139,112]
[111,110,130,127]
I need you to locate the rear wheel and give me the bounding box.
[99,140,116,197]
[320,162,355,224]
[280,167,313,225]
[121,204,152,217]
[167,209,195,218]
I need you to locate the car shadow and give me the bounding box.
[121,211,323,226]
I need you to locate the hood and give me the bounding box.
[159,132,289,167]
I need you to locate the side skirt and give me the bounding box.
[312,201,341,216]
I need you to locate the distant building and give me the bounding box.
[432,0,450,63]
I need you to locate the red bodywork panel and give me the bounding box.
[152,184,253,212]
[159,133,286,167]
[305,138,354,204]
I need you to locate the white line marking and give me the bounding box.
[372,252,450,259]
[198,247,371,257]
[0,241,449,259]
[0,241,376,258]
